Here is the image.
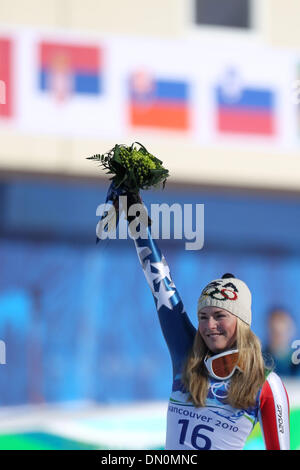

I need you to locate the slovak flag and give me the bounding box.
[216,70,276,136]
[0,38,13,118]
[39,41,102,102]
[129,71,190,131]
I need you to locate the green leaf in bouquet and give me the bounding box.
[86,142,169,194]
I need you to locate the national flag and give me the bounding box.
[216,85,275,136]
[39,42,102,100]
[129,71,190,131]
[0,38,13,118]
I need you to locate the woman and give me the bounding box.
[131,217,290,450]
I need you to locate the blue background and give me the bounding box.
[0,176,299,405]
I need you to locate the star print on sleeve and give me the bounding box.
[135,238,179,309]
[136,246,152,266]
[133,227,197,375]
[153,279,177,310]
[144,256,180,310]
[144,259,162,291]
[151,256,172,284]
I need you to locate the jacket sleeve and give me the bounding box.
[133,225,196,378]
[258,371,290,450]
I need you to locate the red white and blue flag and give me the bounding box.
[38,41,102,101]
[216,76,276,136]
[0,38,13,118]
[129,71,190,131]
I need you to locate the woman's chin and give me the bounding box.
[206,338,228,353]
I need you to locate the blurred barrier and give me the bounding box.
[0,379,298,450]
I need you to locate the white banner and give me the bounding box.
[0,27,299,151]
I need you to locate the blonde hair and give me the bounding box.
[181,318,267,409]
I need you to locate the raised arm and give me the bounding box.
[132,223,196,378]
[258,371,290,449]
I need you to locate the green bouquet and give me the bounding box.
[87,142,169,240]
[86,142,169,194]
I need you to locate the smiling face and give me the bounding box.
[198,306,238,354]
